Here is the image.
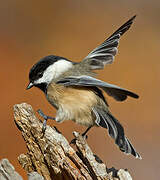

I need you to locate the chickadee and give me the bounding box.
[27,15,141,159]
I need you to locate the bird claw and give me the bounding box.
[70,134,88,145]
[82,134,88,140]
[70,138,76,145]
[42,119,47,134]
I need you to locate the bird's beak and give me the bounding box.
[26,82,34,90]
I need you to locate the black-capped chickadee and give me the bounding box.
[27,15,141,159]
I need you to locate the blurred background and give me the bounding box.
[0,0,159,179]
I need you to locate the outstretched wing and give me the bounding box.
[56,75,139,101]
[82,15,136,70]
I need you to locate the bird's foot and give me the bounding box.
[37,109,55,134]
[82,133,88,139]
[70,138,76,145]
[70,133,88,145]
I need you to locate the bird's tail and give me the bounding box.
[93,107,141,159]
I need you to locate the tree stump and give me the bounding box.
[11,103,133,180]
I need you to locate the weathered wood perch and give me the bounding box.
[11,103,132,180]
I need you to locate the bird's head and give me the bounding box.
[26,55,73,92]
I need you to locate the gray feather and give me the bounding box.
[83,15,136,70]
[93,107,141,159]
[56,75,139,101]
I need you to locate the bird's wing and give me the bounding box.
[82,15,136,70]
[56,75,139,101]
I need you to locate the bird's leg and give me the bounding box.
[81,126,92,137]
[37,109,55,134]
[70,126,92,144]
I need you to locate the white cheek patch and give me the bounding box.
[35,60,73,85]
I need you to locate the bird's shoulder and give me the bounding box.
[54,62,96,82]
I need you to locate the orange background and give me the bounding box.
[0,1,159,179]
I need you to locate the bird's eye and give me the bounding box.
[37,72,43,78]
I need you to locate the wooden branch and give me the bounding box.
[0,158,44,180]
[0,159,23,180]
[12,103,133,180]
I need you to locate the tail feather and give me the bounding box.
[93,107,141,159]
[125,137,142,159]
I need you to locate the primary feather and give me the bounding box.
[83,15,136,70]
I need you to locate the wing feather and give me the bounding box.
[83,15,136,70]
[56,75,139,101]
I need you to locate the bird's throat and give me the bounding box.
[35,83,48,93]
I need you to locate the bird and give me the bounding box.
[26,15,141,159]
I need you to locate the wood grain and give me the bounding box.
[11,103,133,180]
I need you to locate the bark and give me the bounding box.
[0,158,44,180]
[11,103,132,180]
